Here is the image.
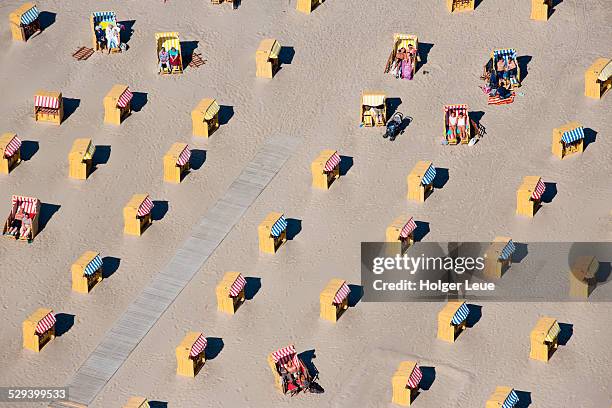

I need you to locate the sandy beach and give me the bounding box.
[1,0,611,407]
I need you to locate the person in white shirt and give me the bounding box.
[457,113,467,142]
[448,111,458,141]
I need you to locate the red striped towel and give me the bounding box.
[488,92,515,105]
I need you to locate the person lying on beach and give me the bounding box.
[169,47,181,71]
[159,47,170,73]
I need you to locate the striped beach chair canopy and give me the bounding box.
[451,302,470,325]
[561,126,584,144]
[598,60,612,81]
[394,33,417,51]
[270,215,287,238]
[502,389,519,408]
[155,32,181,54]
[494,48,517,62]
[421,164,436,186]
[228,273,247,297]
[444,104,468,115]
[189,333,207,357]
[177,145,191,166]
[84,254,103,276]
[332,282,351,304]
[11,195,39,216]
[362,92,386,107]
[117,88,133,108]
[324,152,341,172]
[406,364,423,389]
[35,311,56,334]
[136,196,154,217]
[271,344,297,364]
[203,100,220,121]
[544,321,561,342]
[400,217,417,238]
[20,5,40,25]
[3,135,22,158]
[92,11,116,31]
[34,94,60,109]
[531,178,546,200]
[499,239,516,261]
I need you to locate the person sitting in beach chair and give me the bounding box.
[95,26,107,51]
[457,112,468,142]
[169,47,182,72]
[447,111,458,143]
[159,47,170,73]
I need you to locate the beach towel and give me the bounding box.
[488,92,515,105]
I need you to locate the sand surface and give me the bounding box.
[0,0,611,407]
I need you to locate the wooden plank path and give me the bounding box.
[50,135,300,407]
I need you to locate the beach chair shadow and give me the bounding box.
[583,128,597,151]
[347,284,363,307]
[219,105,234,125]
[55,313,74,336]
[512,242,528,263]
[418,366,435,390]
[417,43,434,73]
[91,145,110,175]
[413,221,430,242]
[151,201,168,221]
[148,402,168,408]
[557,323,573,346]
[286,218,301,240]
[39,11,56,31]
[205,337,224,360]
[386,97,402,118]
[39,203,60,234]
[279,46,295,65]
[298,349,318,378]
[189,149,206,170]
[515,390,532,408]
[130,92,147,112]
[63,98,80,122]
[118,20,135,44]
[339,155,353,176]
[465,304,482,328]
[432,168,449,189]
[518,56,532,82]
[20,141,39,161]
[549,0,563,17]
[596,261,611,285]
[180,41,199,69]
[541,183,557,203]
[244,277,261,300]
[101,256,120,279]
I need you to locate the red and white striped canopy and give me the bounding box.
[271,344,296,363]
[12,195,39,216]
[333,282,351,304]
[406,364,423,389]
[531,179,546,200]
[35,311,56,334]
[177,145,191,166]
[229,274,247,297]
[324,152,341,172]
[189,334,207,357]
[117,88,133,108]
[444,104,467,114]
[4,136,22,158]
[34,95,60,109]
[400,217,417,238]
[137,196,154,217]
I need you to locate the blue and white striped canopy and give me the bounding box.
[561,126,584,144]
[84,255,103,276]
[92,11,116,24]
[421,164,436,186]
[270,216,287,238]
[451,302,470,324]
[494,49,517,60]
[499,240,516,261]
[20,6,40,25]
[501,389,519,408]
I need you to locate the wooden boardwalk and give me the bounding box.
[50,135,300,407]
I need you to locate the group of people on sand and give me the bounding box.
[158,47,182,73]
[94,23,122,53]
[446,110,468,143]
[388,44,417,80]
[485,57,518,98]
[4,206,33,241]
